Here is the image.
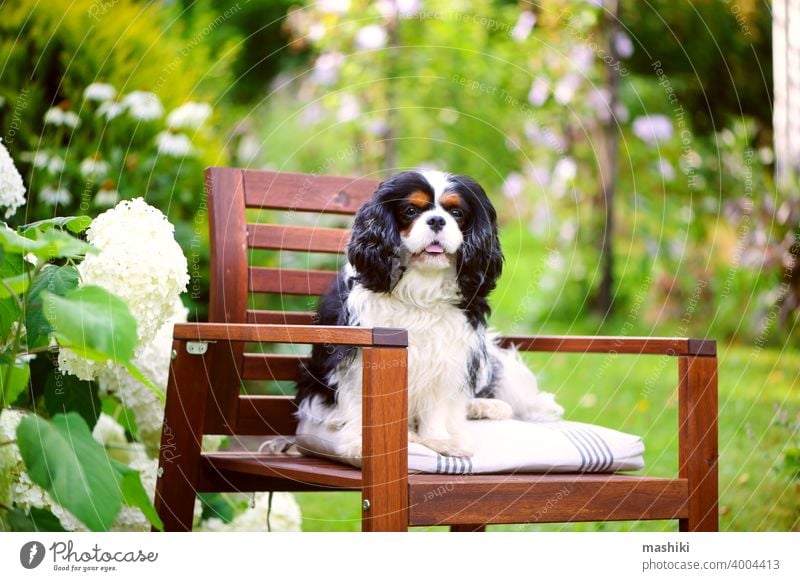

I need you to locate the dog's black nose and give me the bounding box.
[427,215,446,232]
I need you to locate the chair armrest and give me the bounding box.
[498,335,716,356]
[172,322,407,347]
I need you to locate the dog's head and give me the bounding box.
[347,170,503,322]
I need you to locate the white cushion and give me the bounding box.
[294,418,644,474]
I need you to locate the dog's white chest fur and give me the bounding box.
[346,266,478,425]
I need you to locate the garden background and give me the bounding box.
[0,0,797,532]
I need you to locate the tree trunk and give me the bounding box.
[773,0,800,186]
[596,0,621,315]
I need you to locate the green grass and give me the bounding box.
[294,344,800,532]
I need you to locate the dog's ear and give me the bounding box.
[347,186,402,293]
[453,176,504,326]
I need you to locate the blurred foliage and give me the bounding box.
[179,0,310,103]
[623,0,773,135]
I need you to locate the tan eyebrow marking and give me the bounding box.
[408,191,432,207]
[440,191,463,208]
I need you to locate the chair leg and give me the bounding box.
[451,524,486,532]
[361,345,409,532]
[153,340,211,531]
[678,354,719,532]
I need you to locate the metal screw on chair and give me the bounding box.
[362,499,371,511]
[157,467,164,478]
[170,349,177,361]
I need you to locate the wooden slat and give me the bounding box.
[678,355,719,531]
[242,169,379,214]
[235,395,299,436]
[248,223,350,253]
[242,353,307,381]
[202,452,362,488]
[361,346,409,532]
[408,474,689,526]
[247,309,317,325]
[249,266,336,296]
[499,335,691,356]
[197,464,359,493]
[173,323,374,345]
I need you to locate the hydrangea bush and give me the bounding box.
[0,145,301,532]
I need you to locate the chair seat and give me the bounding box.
[197,451,689,526]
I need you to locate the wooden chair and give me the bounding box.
[153,166,718,532]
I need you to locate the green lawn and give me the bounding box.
[294,344,800,532]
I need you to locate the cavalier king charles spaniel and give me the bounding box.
[295,170,563,459]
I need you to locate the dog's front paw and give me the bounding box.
[519,391,564,422]
[418,437,473,458]
[468,398,513,420]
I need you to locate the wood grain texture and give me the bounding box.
[408,474,689,526]
[154,341,211,531]
[246,309,317,325]
[678,355,719,532]
[249,266,337,296]
[241,169,379,213]
[247,223,350,253]
[241,353,307,381]
[361,346,409,532]
[204,167,248,437]
[202,452,362,488]
[450,524,487,532]
[234,395,299,436]
[500,335,691,355]
[173,322,392,346]
[197,461,360,493]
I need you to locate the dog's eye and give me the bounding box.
[404,207,419,218]
[448,208,464,219]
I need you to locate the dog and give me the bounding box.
[295,170,563,459]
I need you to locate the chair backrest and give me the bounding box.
[202,167,379,435]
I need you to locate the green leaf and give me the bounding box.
[18,216,92,235]
[16,413,122,531]
[25,265,80,349]
[43,285,138,365]
[199,493,237,524]
[0,251,24,338]
[6,506,67,532]
[0,272,30,298]
[0,361,29,407]
[0,226,94,260]
[44,371,100,430]
[111,460,163,531]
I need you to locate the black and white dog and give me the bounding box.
[295,170,563,459]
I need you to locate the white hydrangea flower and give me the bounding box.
[79,157,110,180]
[122,91,164,121]
[40,185,71,206]
[197,492,302,532]
[97,101,125,121]
[166,102,212,130]
[83,83,117,102]
[94,184,119,207]
[355,25,388,50]
[58,199,189,382]
[155,131,192,157]
[44,107,80,127]
[0,137,26,218]
[97,302,188,452]
[46,155,65,175]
